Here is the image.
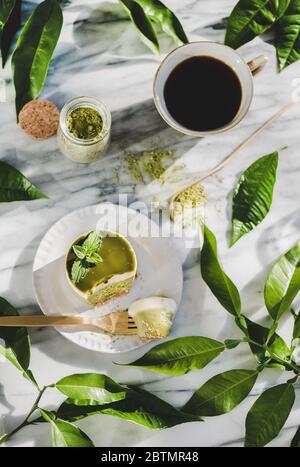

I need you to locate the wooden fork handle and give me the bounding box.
[0,316,85,327]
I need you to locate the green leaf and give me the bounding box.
[119,0,159,54]
[0,297,30,372]
[276,0,300,71]
[71,260,88,284]
[0,0,21,67]
[55,373,128,406]
[0,161,48,202]
[72,245,85,260]
[245,383,295,447]
[71,232,103,283]
[12,0,63,115]
[0,1,16,32]
[231,152,278,246]
[287,375,299,384]
[133,0,188,44]
[265,241,300,321]
[291,426,300,447]
[201,225,241,317]
[224,339,242,349]
[245,317,291,363]
[184,370,258,417]
[85,252,103,264]
[245,318,269,360]
[225,0,290,49]
[267,334,291,361]
[119,336,225,375]
[293,313,300,339]
[39,409,94,447]
[119,0,188,54]
[82,231,102,253]
[58,387,201,429]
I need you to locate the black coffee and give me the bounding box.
[164,56,242,132]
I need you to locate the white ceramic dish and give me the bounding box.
[33,203,183,353]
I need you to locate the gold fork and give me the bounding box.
[0,311,137,336]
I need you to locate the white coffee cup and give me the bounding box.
[153,42,267,137]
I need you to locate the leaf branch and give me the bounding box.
[0,386,48,445]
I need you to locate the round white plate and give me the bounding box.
[33,203,183,353]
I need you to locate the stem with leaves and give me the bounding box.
[0,386,48,444]
[120,225,300,447]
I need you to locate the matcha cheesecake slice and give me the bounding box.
[129,297,177,340]
[66,230,137,305]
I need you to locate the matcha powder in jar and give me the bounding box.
[57,97,111,163]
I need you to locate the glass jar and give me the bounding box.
[57,96,111,163]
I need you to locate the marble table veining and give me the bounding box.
[1,0,300,447]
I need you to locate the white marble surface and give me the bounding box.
[1,0,300,447]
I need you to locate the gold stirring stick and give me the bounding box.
[169,101,296,221]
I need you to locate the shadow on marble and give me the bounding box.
[256,207,300,268]
[12,95,200,206]
[239,268,268,318]
[77,414,156,447]
[4,410,153,447]
[0,385,44,445]
[223,203,300,319]
[108,98,199,156]
[4,422,50,447]
[51,0,180,82]
[72,2,133,56]
[5,232,50,311]
[71,1,176,64]
[29,325,163,387]
[0,383,14,413]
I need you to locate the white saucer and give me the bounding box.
[32,203,183,353]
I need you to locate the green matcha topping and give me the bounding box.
[67,106,103,140]
[67,232,136,293]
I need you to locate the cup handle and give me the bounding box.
[247,54,268,76]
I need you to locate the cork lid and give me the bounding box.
[19,99,60,139]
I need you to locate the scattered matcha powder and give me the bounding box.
[141,149,173,180]
[123,148,207,215]
[176,183,207,209]
[67,107,103,140]
[125,151,145,184]
[125,148,173,184]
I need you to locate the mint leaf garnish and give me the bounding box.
[71,260,89,284]
[72,245,85,260]
[85,252,103,264]
[82,231,102,253]
[71,231,103,284]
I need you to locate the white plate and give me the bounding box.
[33,204,183,353]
